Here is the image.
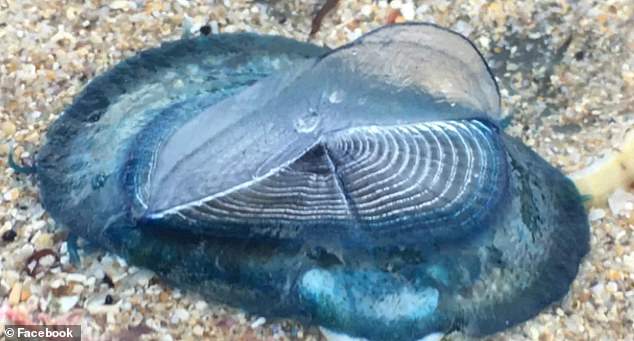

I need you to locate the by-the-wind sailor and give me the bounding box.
[36,23,589,340]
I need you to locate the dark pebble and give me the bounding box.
[102,274,115,288]
[200,25,211,36]
[2,229,17,242]
[574,50,585,61]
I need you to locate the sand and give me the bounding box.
[1,0,633,340]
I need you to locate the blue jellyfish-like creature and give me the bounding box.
[36,24,589,340]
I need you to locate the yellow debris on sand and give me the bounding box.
[572,127,634,206]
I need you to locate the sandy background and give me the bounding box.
[1,0,633,340]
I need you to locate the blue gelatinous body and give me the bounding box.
[37,24,589,340]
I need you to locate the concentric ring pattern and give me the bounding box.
[157,119,507,238]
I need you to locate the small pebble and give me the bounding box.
[588,208,606,221]
[608,188,634,216]
[66,273,88,283]
[8,282,22,306]
[192,325,204,336]
[199,24,211,36]
[110,1,136,11]
[102,274,115,288]
[170,308,190,324]
[194,300,207,311]
[3,188,21,202]
[57,295,80,313]
[1,121,17,137]
[210,21,220,34]
[574,51,585,61]
[20,286,30,301]
[250,316,266,329]
[361,5,373,17]
[2,229,17,242]
[400,2,415,20]
[159,291,170,302]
